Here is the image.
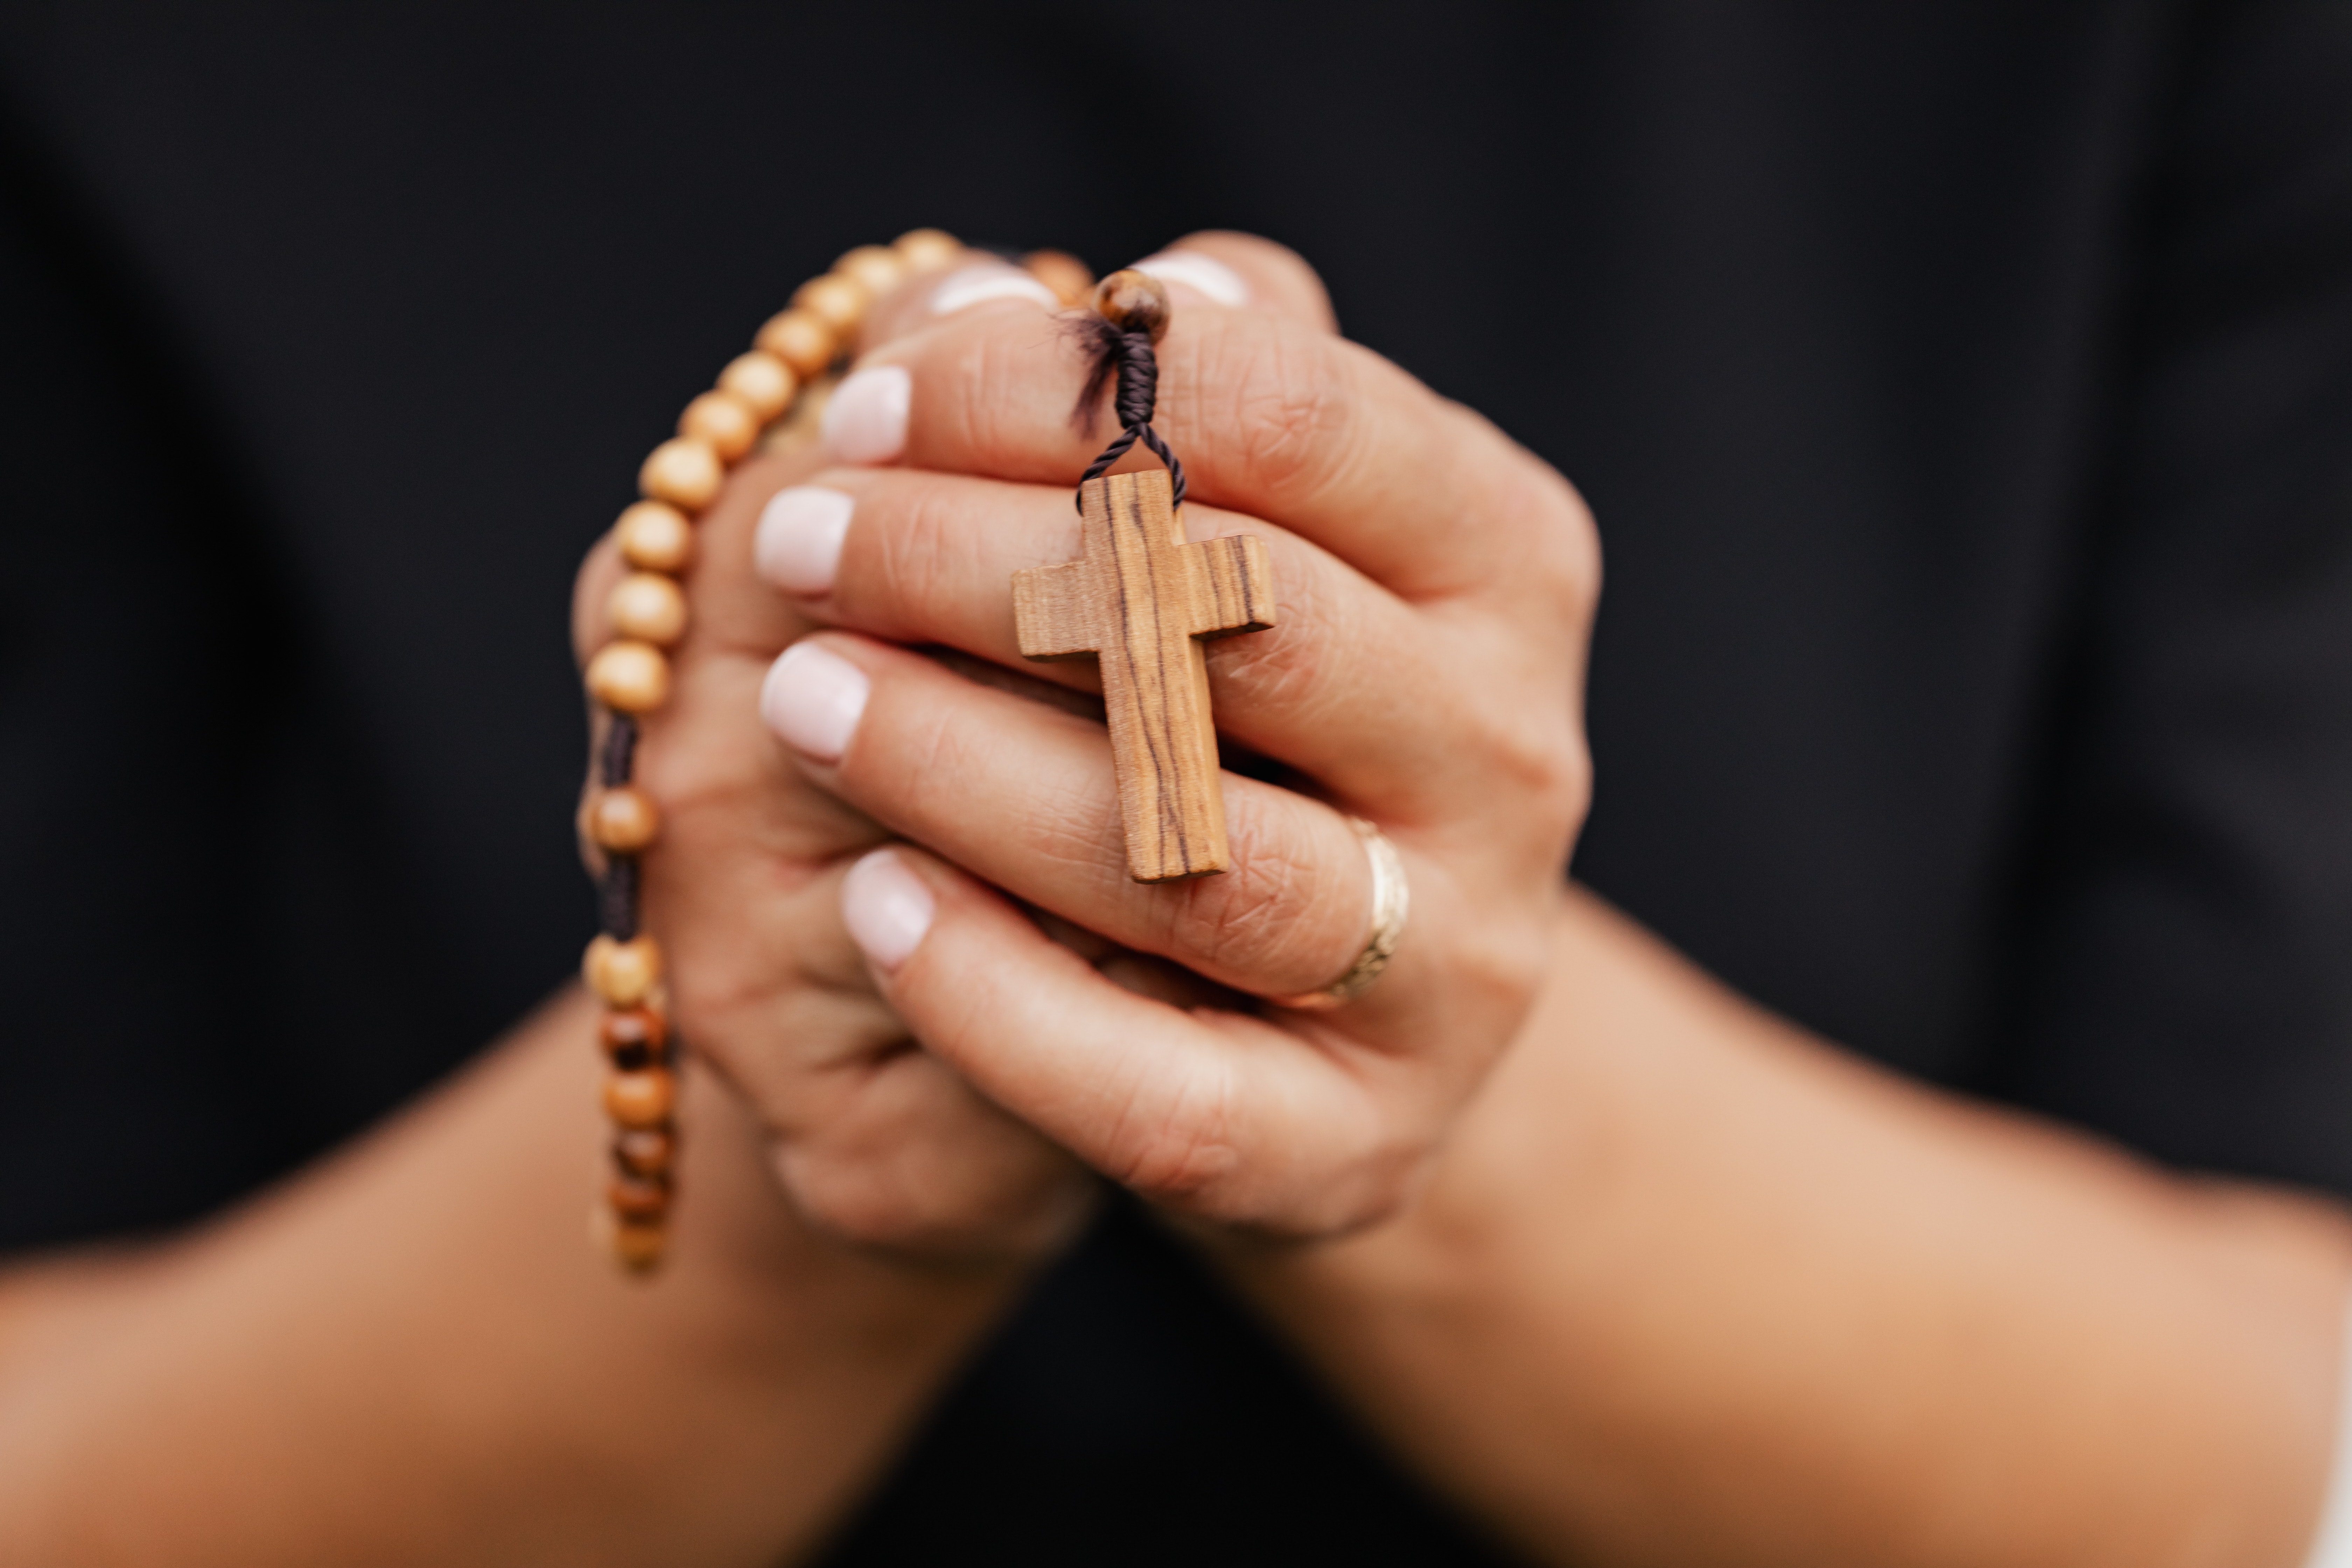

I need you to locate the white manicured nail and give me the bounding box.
[929,262,1059,315]
[822,366,910,465]
[1133,251,1249,306]
[842,849,935,970]
[754,486,854,595]
[759,642,869,762]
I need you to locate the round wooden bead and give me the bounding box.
[755,308,836,380]
[613,1126,676,1178]
[600,1004,670,1056]
[606,572,687,646]
[639,437,724,512]
[679,389,758,462]
[717,351,797,423]
[1022,249,1095,307]
[583,933,663,1007]
[894,227,962,273]
[586,785,662,853]
[608,1172,672,1222]
[609,1219,666,1272]
[614,500,693,573]
[605,1065,676,1128]
[835,244,908,298]
[1093,269,1171,342]
[792,273,869,337]
[583,639,670,713]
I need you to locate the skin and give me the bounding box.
[0,232,2344,1566]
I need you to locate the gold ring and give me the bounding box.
[1271,817,1409,1011]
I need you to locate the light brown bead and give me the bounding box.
[604,1065,676,1128]
[679,390,758,461]
[717,351,797,422]
[613,1126,676,1177]
[1022,249,1096,307]
[791,273,869,338]
[607,572,688,646]
[1094,269,1171,343]
[639,436,723,512]
[586,785,661,853]
[583,639,670,713]
[894,227,962,273]
[755,308,836,379]
[835,244,908,298]
[608,1172,672,1222]
[609,1219,666,1273]
[583,933,663,1007]
[614,500,693,573]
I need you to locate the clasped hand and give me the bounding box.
[573,235,1597,1255]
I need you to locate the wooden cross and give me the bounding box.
[1014,469,1275,881]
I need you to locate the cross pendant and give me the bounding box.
[1013,470,1276,881]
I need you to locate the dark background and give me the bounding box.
[3,3,2350,1560]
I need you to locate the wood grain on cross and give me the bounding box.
[1014,470,1275,881]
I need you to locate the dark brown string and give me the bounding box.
[1071,316,1185,510]
[597,713,640,940]
[599,713,638,789]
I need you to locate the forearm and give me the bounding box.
[0,987,1023,1567]
[1222,888,2352,1568]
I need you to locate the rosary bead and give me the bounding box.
[639,437,724,513]
[608,1172,672,1222]
[716,351,797,423]
[601,1004,669,1057]
[756,308,836,380]
[835,244,908,298]
[613,1126,676,1177]
[586,785,662,853]
[679,390,758,462]
[605,1065,677,1128]
[792,273,869,338]
[1022,249,1096,307]
[894,227,962,273]
[584,639,670,713]
[615,500,694,573]
[584,932,663,1007]
[610,1219,666,1272]
[1093,269,1172,342]
[607,572,688,646]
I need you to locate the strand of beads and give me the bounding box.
[579,226,965,1273]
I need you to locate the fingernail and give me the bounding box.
[929,262,1059,315]
[1133,251,1249,306]
[759,641,869,761]
[822,366,910,465]
[754,486,854,595]
[842,849,935,970]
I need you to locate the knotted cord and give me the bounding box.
[1070,275,1185,509]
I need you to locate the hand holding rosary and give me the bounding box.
[568,232,1583,1272]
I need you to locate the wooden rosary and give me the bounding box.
[578,226,982,1273]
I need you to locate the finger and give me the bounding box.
[859,254,1064,355]
[1134,231,1337,334]
[751,466,1503,817]
[768,1039,1098,1259]
[840,845,1422,1232]
[761,630,1514,1024]
[834,280,1588,602]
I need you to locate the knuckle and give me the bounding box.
[1186,318,1357,509]
[1486,708,1592,831]
[1105,1066,1242,1203]
[1162,810,1345,985]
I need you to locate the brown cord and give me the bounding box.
[1070,313,1185,510]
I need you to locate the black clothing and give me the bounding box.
[4,3,2350,1561]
